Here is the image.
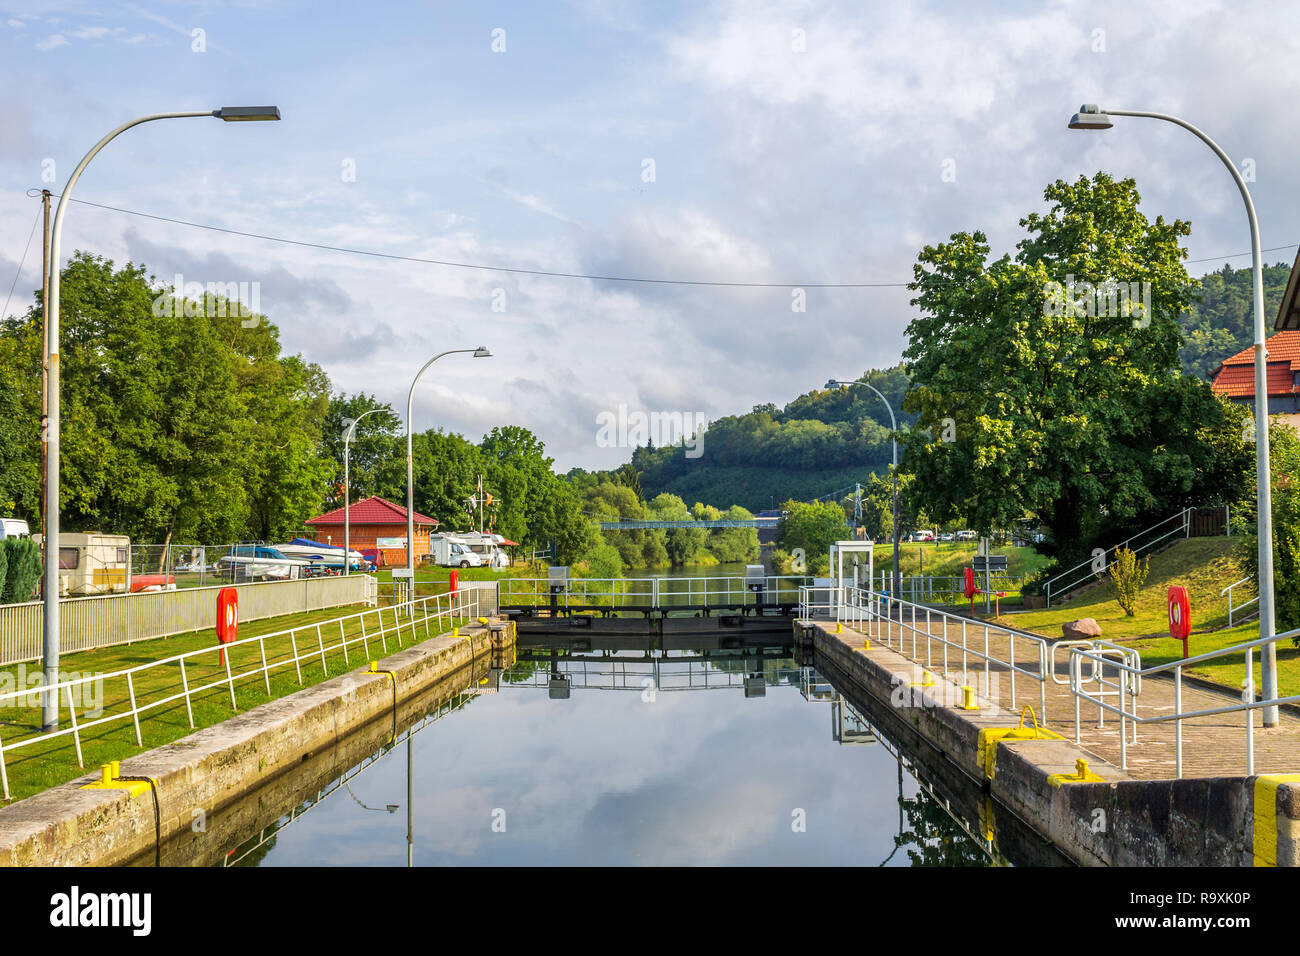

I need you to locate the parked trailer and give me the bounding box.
[33,532,132,596]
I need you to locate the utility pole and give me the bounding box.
[39,189,50,598]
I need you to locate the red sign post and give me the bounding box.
[1168,585,1191,658]
[217,587,239,666]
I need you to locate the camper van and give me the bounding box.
[428,534,484,568]
[33,532,131,596]
[0,518,30,540]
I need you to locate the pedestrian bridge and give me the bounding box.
[597,518,778,530]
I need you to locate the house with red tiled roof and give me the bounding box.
[1211,248,1300,431]
[305,496,439,567]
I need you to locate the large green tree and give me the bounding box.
[901,174,1251,561]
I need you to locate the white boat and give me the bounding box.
[274,538,365,570]
[218,545,301,580]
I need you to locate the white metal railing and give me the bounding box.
[498,575,810,611]
[1066,625,1300,778]
[0,574,377,666]
[1221,577,1259,627]
[0,588,480,801]
[1044,507,1191,606]
[826,587,1051,721]
[874,571,1027,604]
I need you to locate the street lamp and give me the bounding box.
[41,106,280,730]
[343,408,387,575]
[826,378,901,597]
[1067,103,1279,727]
[405,347,493,585]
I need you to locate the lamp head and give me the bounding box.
[473,346,493,358]
[1067,104,1113,130]
[825,379,842,389]
[213,106,281,122]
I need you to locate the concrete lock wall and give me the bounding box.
[0,617,514,867]
[806,621,1299,868]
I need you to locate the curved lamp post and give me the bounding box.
[826,377,900,597]
[1067,104,1278,727]
[405,347,493,583]
[41,106,280,730]
[343,408,387,575]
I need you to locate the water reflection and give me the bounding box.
[198,635,1032,867]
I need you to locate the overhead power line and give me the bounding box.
[19,191,1297,292]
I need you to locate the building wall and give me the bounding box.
[307,522,433,567]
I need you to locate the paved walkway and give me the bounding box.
[839,608,1300,779]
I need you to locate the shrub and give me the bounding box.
[1108,546,1149,617]
[2,537,42,604]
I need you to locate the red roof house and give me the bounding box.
[1210,330,1300,431]
[306,495,440,567]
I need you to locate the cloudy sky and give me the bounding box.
[3,0,1298,471]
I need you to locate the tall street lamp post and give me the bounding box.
[42,106,280,730]
[343,408,386,575]
[1068,104,1278,726]
[827,378,901,597]
[405,348,493,586]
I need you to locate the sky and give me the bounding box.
[3,0,1299,472]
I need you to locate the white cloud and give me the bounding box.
[35,33,68,50]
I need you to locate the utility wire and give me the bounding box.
[50,194,909,289]
[1,205,42,321]
[23,191,1296,290]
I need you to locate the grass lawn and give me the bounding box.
[0,597,475,804]
[986,537,1300,695]
[871,542,1054,580]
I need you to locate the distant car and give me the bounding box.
[939,532,956,542]
[913,530,935,542]
[956,530,977,541]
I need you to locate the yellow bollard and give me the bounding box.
[110,760,120,780]
[835,622,842,634]
[1076,758,1089,779]
[862,638,870,650]
[453,626,459,638]
[961,685,979,710]
[101,764,112,786]
[368,661,377,673]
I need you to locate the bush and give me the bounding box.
[1108,546,1149,617]
[580,542,625,579]
[2,537,41,604]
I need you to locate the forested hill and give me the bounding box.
[631,260,1294,511]
[1179,260,1292,378]
[632,365,912,511]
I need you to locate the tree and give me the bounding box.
[322,393,402,507]
[648,493,705,567]
[775,499,848,570]
[901,174,1251,564]
[1235,421,1300,638]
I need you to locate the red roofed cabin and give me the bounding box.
[1211,248,1300,432]
[305,496,440,568]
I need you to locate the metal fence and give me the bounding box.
[1043,508,1192,606]
[0,587,482,800]
[0,574,377,666]
[497,575,810,610]
[805,584,1294,779]
[876,571,1027,605]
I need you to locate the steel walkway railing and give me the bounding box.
[0,588,481,800]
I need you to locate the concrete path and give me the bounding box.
[840,610,1300,780]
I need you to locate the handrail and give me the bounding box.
[1221,576,1259,627]
[829,586,1051,722]
[0,588,481,800]
[1044,507,1191,606]
[1066,620,1300,777]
